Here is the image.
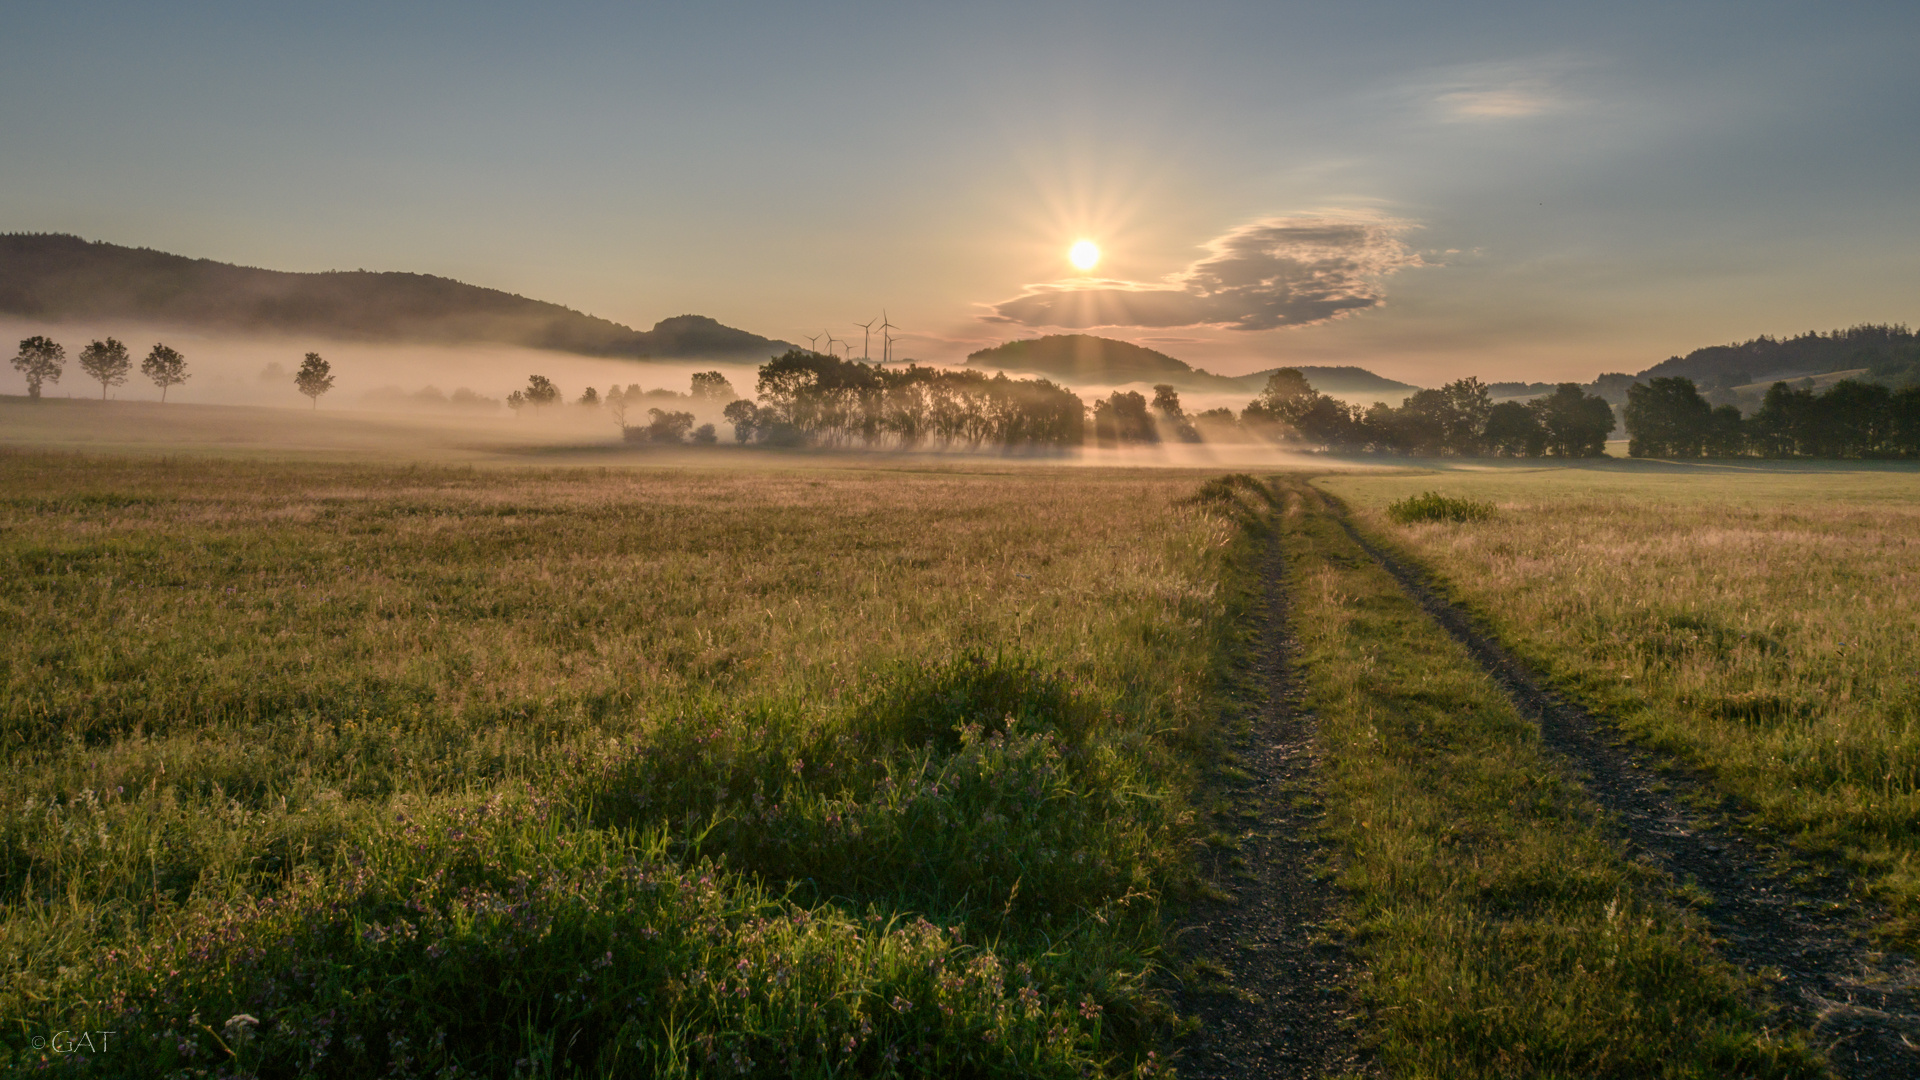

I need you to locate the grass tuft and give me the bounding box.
[1385,491,1496,524]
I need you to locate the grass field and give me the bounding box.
[1319,463,1920,950]
[1272,477,1823,1078]
[0,449,1263,1076]
[8,421,1916,1078]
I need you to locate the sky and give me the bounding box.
[4,0,1917,384]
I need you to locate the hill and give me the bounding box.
[965,334,1420,399]
[0,234,793,360]
[1228,365,1420,400]
[966,334,1240,389]
[1635,324,1919,389]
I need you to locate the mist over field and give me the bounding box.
[0,316,760,413]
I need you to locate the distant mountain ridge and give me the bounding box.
[0,234,795,360]
[965,334,1420,399]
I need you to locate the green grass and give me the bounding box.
[1320,462,1920,949]
[1276,476,1821,1078]
[0,450,1266,1077]
[1384,491,1494,524]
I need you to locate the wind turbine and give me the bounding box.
[824,332,843,358]
[804,333,821,353]
[878,311,897,365]
[854,318,877,361]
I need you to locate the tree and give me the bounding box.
[1531,383,1613,457]
[644,408,695,443]
[506,390,528,415]
[578,386,600,406]
[1191,407,1242,442]
[1624,377,1711,457]
[722,399,760,443]
[524,375,559,408]
[1484,400,1546,457]
[294,352,334,409]
[1093,390,1156,445]
[606,385,633,431]
[78,338,131,400]
[691,423,718,444]
[690,371,736,402]
[1746,382,1810,457]
[1703,404,1747,457]
[141,343,189,402]
[11,336,65,399]
[1150,384,1201,442]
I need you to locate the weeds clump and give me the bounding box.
[1385,490,1495,524]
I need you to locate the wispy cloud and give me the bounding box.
[982,213,1425,332]
[1408,57,1594,122]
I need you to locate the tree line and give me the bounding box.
[720,350,1084,448]
[9,335,336,406]
[1199,370,1617,457]
[1624,376,1920,458]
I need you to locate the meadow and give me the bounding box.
[0,448,1260,1076]
[1319,463,1920,949]
[7,411,1917,1079]
[1267,476,1825,1078]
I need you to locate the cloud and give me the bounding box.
[983,214,1425,332]
[1411,57,1588,122]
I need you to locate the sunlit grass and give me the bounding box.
[1320,462,1920,946]
[0,450,1260,1075]
[1278,477,1820,1078]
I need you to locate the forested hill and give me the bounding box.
[1637,324,1920,388]
[0,234,794,360]
[1228,364,1420,399]
[968,334,1241,389]
[966,333,1420,398]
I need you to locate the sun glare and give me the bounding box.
[1068,239,1101,272]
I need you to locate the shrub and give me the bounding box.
[1387,491,1495,524]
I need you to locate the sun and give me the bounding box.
[1068,239,1101,272]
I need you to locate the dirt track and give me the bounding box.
[1328,495,1920,1080]
[1171,543,1364,1079]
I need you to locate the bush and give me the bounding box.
[1387,491,1495,524]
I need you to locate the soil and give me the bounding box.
[1170,545,1366,1079]
[1332,506,1920,1080]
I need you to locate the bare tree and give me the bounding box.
[78,338,130,399]
[11,336,65,399]
[140,343,189,402]
[294,352,334,409]
[606,385,632,431]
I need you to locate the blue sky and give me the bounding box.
[4,1,1916,381]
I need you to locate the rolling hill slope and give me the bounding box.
[965,334,1420,399]
[0,234,794,360]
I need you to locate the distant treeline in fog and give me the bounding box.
[721,351,1084,448]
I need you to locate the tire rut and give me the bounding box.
[1327,498,1920,1080]
[1171,543,1365,1079]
